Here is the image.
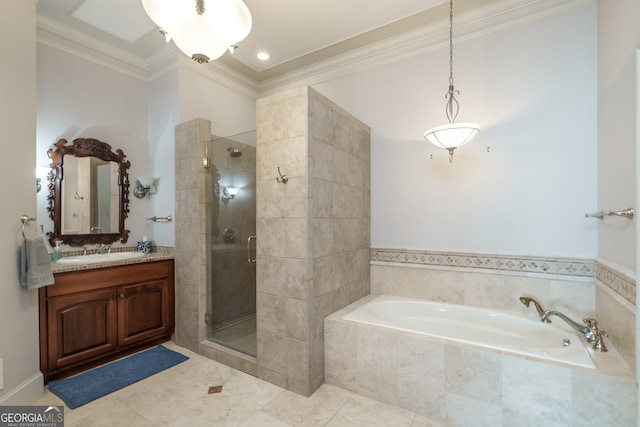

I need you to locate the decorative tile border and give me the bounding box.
[370,248,596,278]
[596,261,636,306]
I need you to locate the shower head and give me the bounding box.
[227,147,242,158]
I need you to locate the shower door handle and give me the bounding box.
[247,235,256,263]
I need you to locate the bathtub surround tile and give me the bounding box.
[324,317,358,389]
[397,335,446,420]
[594,258,637,375]
[445,345,503,405]
[445,393,503,427]
[370,264,595,322]
[595,257,636,305]
[596,284,636,375]
[355,326,399,405]
[371,248,596,279]
[572,370,637,426]
[501,409,568,427]
[325,298,637,427]
[502,357,572,426]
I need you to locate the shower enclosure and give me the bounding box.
[205,131,257,356]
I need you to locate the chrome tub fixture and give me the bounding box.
[519,296,550,323]
[540,310,608,352]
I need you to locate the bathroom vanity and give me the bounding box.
[38,259,175,382]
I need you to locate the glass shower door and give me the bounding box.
[206,131,256,356]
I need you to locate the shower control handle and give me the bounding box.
[247,235,256,263]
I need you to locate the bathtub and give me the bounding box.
[342,294,595,369]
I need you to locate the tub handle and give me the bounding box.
[247,235,256,263]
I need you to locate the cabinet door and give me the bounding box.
[47,288,118,370]
[118,279,172,347]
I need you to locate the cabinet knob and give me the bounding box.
[119,293,124,299]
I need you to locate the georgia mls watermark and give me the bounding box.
[0,406,64,427]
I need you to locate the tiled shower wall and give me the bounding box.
[256,86,371,396]
[174,119,210,353]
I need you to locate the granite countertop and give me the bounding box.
[51,246,174,274]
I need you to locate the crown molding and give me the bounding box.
[256,0,588,95]
[36,0,587,92]
[36,14,150,79]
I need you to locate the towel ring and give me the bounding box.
[20,215,36,240]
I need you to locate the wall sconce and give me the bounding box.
[133,176,156,199]
[222,186,239,201]
[36,165,50,193]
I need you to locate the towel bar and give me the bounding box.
[147,215,173,222]
[585,208,635,220]
[20,214,37,240]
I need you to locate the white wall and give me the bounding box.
[179,65,257,138]
[36,44,150,249]
[314,0,598,258]
[148,67,180,246]
[597,0,640,272]
[0,0,41,404]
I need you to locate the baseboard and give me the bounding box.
[0,372,43,405]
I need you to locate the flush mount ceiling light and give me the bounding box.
[141,0,252,64]
[424,0,479,163]
[256,50,270,61]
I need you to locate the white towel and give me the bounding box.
[20,238,55,291]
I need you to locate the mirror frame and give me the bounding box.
[47,138,131,247]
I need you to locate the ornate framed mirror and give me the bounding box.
[47,138,131,247]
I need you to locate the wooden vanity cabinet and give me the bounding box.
[39,260,174,382]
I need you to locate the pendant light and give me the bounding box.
[141,0,252,64]
[424,0,479,163]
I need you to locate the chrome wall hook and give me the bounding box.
[276,166,288,184]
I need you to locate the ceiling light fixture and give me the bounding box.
[256,50,270,61]
[141,0,252,64]
[424,0,479,163]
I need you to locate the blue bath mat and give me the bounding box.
[48,345,189,409]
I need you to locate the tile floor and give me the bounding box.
[209,317,257,357]
[35,341,440,427]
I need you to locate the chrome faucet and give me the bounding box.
[540,310,608,352]
[519,296,551,322]
[95,244,111,254]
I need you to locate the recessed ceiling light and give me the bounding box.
[256,50,270,61]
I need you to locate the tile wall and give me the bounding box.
[326,298,637,426]
[256,86,371,396]
[370,247,637,375]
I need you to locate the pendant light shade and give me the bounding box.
[142,0,252,63]
[424,0,479,162]
[424,122,479,155]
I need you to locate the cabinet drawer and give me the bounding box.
[49,261,170,297]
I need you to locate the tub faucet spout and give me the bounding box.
[540,310,608,352]
[519,296,550,323]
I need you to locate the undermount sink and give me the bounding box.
[56,251,146,265]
